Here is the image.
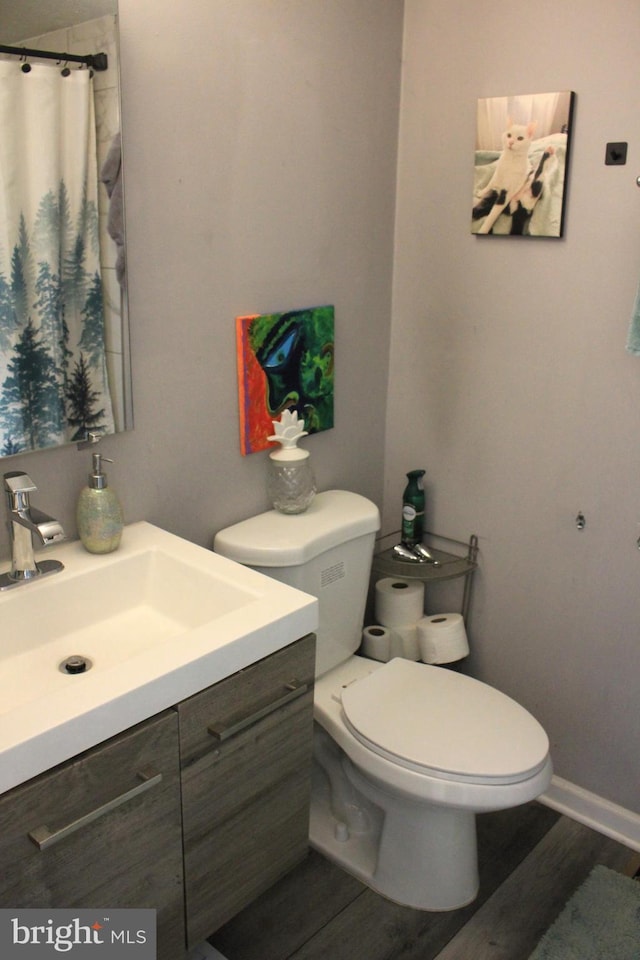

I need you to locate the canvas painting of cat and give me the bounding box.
[471,91,575,237]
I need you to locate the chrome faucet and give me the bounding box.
[0,471,65,590]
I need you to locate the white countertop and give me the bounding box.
[0,521,318,794]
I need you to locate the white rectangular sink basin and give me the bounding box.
[0,521,318,794]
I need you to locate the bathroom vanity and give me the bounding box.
[0,522,319,959]
[0,634,316,959]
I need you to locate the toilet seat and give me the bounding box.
[340,658,549,785]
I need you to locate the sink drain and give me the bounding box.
[59,655,92,675]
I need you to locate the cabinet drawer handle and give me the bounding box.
[208,679,309,742]
[28,766,163,851]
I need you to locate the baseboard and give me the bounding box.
[539,775,640,853]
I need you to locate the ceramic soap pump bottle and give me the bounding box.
[77,453,124,554]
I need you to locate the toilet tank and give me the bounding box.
[214,490,380,677]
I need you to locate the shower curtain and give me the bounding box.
[0,58,114,455]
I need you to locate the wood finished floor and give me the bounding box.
[210,802,640,960]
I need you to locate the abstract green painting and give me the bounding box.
[236,305,334,455]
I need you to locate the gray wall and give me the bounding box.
[4,0,640,816]
[0,0,402,555]
[386,0,640,810]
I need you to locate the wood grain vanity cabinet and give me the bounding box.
[178,632,316,948]
[0,710,186,960]
[0,635,315,958]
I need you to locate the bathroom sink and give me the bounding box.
[0,521,318,794]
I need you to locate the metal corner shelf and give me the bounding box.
[372,532,479,621]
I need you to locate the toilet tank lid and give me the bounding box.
[214,490,380,566]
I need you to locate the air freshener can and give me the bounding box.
[401,469,425,546]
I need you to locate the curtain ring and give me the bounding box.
[21,61,31,73]
[61,63,71,77]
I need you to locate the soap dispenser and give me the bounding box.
[77,453,124,554]
[267,410,316,514]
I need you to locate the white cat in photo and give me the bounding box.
[473,119,537,234]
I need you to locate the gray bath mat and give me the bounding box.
[529,864,640,959]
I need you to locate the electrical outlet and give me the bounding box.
[605,141,627,165]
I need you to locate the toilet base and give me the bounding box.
[310,734,479,911]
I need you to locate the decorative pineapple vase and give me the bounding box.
[267,410,316,514]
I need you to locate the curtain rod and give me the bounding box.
[0,44,108,71]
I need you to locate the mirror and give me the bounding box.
[0,0,131,456]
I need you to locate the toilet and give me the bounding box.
[214,490,552,911]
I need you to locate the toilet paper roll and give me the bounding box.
[390,624,420,661]
[361,625,403,662]
[417,613,470,664]
[375,577,425,627]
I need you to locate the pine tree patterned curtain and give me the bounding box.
[0,59,114,456]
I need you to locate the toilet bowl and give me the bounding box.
[310,654,551,909]
[214,490,552,911]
